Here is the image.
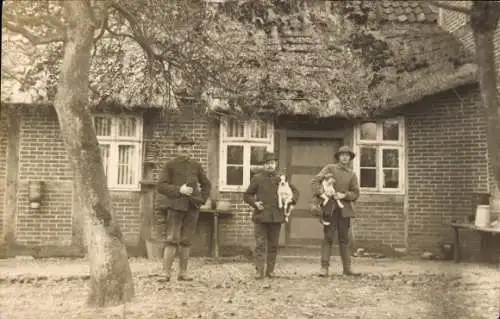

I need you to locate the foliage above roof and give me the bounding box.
[1,0,476,119]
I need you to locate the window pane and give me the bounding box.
[359,122,376,140]
[117,145,135,185]
[383,169,399,188]
[226,166,243,185]
[383,120,399,141]
[99,144,110,177]
[360,147,377,167]
[118,117,137,137]
[250,119,268,139]
[360,168,376,188]
[226,119,245,138]
[227,145,244,165]
[382,149,399,168]
[250,146,267,165]
[94,116,111,136]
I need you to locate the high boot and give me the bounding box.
[178,246,194,281]
[266,253,277,278]
[339,243,360,276]
[318,241,332,277]
[255,266,265,280]
[161,245,177,282]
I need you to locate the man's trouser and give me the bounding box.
[162,208,200,280]
[320,208,351,269]
[254,222,281,275]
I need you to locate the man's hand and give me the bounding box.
[179,184,193,195]
[324,188,335,197]
[255,201,264,210]
[334,192,346,200]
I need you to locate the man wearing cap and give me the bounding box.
[156,135,211,282]
[311,146,361,277]
[244,151,299,279]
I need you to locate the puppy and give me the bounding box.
[319,174,343,226]
[278,174,294,222]
[321,176,344,209]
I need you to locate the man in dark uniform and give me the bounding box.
[156,135,211,281]
[311,146,361,277]
[244,152,299,279]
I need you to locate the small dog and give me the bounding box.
[278,174,294,223]
[319,174,343,226]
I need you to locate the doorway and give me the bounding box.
[280,138,341,246]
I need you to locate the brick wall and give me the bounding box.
[439,1,500,80]
[354,197,405,249]
[0,107,7,240]
[405,85,488,255]
[13,105,211,248]
[16,106,73,245]
[440,1,500,223]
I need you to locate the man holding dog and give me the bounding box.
[244,151,299,279]
[311,146,361,277]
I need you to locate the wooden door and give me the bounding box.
[280,138,341,246]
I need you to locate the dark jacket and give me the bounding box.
[244,170,300,223]
[156,155,211,212]
[310,164,360,218]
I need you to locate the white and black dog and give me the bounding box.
[278,173,294,223]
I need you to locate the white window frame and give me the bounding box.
[353,117,405,194]
[219,118,274,192]
[93,113,144,191]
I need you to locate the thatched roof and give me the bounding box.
[202,1,477,118]
[1,0,477,119]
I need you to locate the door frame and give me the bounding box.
[280,133,345,246]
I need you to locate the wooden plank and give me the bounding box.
[451,223,500,234]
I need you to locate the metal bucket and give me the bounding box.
[474,205,490,228]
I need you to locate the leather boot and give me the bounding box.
[266,254,277,278]
[339,244,360,276]
[161,245,177,282]
[178,246,194,281]
[318,241,332,277]
[255,268,265,280]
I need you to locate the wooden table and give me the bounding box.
[450,222,500,263]
[200,209,233,258]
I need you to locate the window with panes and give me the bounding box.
[353,117,405,193]
[219,118,274,192]
[93,114,143,191]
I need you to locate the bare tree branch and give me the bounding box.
[3,21,65,44]
[109,2,161,60]
[427,1,471,14]
[93,2,110,43]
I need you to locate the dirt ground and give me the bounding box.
[0,256,498,319]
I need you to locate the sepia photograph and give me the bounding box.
[0,0,499,318]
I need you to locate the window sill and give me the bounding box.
[219,186,247,193]
[108,187,142,193]
[357,193,405,203]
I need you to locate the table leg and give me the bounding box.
[453,227,460,263]
[480,232,495,264]
[213,212,219,259]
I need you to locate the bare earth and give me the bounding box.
[0,256,498,319]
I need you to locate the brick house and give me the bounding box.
[0,1,494,259]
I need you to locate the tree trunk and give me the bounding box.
[52,2,134,307]
[470,1,500,220]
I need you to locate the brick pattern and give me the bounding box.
[439,1,500,80]
[440,1,500,220]
[354,201,405,248]
[405,86,488,254]
[13,105,179,246]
